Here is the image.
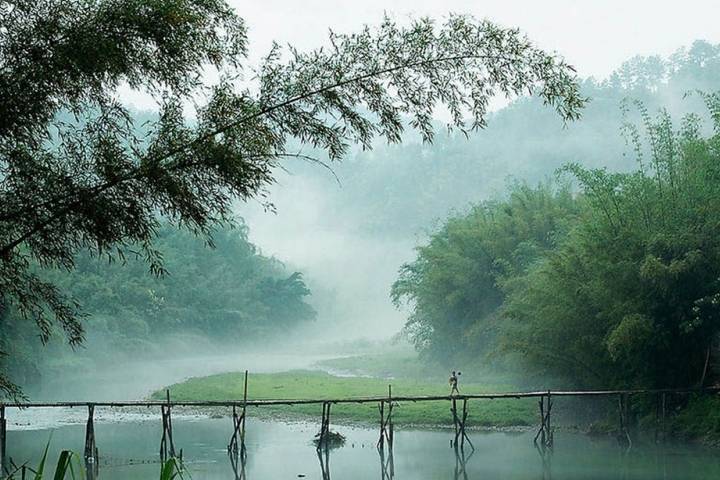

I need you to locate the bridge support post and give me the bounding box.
[618,393,632,450]
[451,398,459,444]
[377,385,394,451]
[229,445,246,480]
[84,404,99,479]
[660,392,667,443]
[1,405,7,478]
[451,398,473,451]
[454,441,474,479]
[655,393,662,444]
[317,442,331,480]
[160,390,179,464]
[228,370,249,462]
[534,393,553,450]
[316,401,332,451]
[546,392,553,448]
[228,405,247,458]
[229,404,248,480]
[460,398,473,450]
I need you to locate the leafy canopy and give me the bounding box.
[394,93,720,390]
[0,0,584,397]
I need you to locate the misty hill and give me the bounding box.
[0,223,315,392]
[278,40,720,238]
[239,40,720,341]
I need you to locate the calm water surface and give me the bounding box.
[7,412,720,479]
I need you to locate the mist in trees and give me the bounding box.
[0,222,315,394]
[247,40,720,345]
[392,92,720,391]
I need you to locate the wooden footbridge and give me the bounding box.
[1,372,718,478]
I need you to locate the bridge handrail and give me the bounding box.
[3,386,719,408]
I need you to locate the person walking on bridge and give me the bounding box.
[449,371,461,395]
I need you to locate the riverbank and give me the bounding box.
[153,352,720,444]
[152,369,537,428]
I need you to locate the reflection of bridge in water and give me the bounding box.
[1,371,718,479]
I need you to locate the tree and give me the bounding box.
[0,0,585,397]
[1,221,317,395]
[504,95,720,389]
[391,182,579,360]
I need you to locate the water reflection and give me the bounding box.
[309,442,476,480]
[9,416,720,480]
[311,442,400,480]
[379,446,394,480]
[228,447,247,480]
[535,442,552,480]
[453,443,474,480]
[316,446,331,480]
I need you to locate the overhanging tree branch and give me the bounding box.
[0,53,578,255]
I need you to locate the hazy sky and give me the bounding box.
[229,0,720,339]
[121,1,720,111]
[119,1,720,339]
[235,0,720,80]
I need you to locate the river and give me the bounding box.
[7,416,720,479]
[5,353,720,479]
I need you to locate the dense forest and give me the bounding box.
[0,222,315,392]
[392,94,720,392]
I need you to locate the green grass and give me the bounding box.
[154,369,536,428]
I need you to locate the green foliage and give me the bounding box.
[1,221,315,393]
[392,182,580,360]
[160,458,186,480]
[4,439,81,480]
[6,441,183,479]
[396,92,720,393]
[671,395,720,441]
[507,94,720,389]
[61,221,316,341]
[0,1,584,397]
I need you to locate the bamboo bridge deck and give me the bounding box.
[3,386,719,408]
